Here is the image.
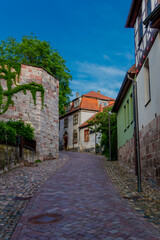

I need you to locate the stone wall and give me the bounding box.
[118,137,135,173]
[0,64,59,160]
[139,115,160,184]
[0,144,36,174]
[118,115,160,185]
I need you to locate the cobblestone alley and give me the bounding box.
[8,152,160,239]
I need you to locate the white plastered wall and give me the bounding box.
[137,33,160,130]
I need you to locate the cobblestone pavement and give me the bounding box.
[0,153,69,240]
[10,152,160,240]
[104,158,160,233]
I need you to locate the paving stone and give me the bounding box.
[2,152,160,239]
[0,153,68,239]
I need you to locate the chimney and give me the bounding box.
[97,90,100,94]
[99,104,103,112]
[76,92,79,98]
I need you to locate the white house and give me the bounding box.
[59,91,115,152]
[126,0,160,182]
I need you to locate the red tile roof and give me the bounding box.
[79,103,115,128]
[103,102,115,110]
[60,91,115,119]
[80,97,99,111]
[83,91,115,101]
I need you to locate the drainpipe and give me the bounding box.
[128,74,142,192]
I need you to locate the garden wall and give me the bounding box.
[118,137,135,173]
[139,115,160,184]
[0,144,36,174]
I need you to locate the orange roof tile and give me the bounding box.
[79,103,114,128]
[80,96,99,111]
[60,91,115,119]
[103,102,115,110]
[83,91,115,101]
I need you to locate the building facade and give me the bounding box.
[125,0,160,182]
[112,65,136,171]
[59,91,115,152]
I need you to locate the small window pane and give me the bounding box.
[144,59,151,105]
[64,118,68,128]
[84,129,89,142]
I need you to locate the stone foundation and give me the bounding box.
[139,115,160,184]
[118,137,135,172]
[0,144,36,174]
[118,115,160,185]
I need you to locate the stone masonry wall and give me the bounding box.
[139,115,160,184]
[0,64,59,160]
[0,144,35,174]
[118,137,135,173]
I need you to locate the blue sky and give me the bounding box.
[0,0,134,100]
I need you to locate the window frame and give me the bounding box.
[144,58,151,106]
[130,93,133,124]
[146,0,152,17]
[73,132,78,144]
[124,105,126,131]
[127,100,130,128]
[64,118,68,128]
[84,129,89,142]
[138,7,143,45]
[73,114,78,125]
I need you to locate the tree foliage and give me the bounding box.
[88,107,117,160]
[0,34,72,114]
[0,119,34,145]
[6,119,34,140]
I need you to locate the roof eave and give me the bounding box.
[143,4,160,28]
[112,71,135,113]
[125,0,142,28]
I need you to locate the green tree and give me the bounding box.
[88,107,117,160]
[0,34,72,114]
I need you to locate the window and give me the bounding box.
[65,105,70,112]
[124,105,126,131]
[64,118,68,128]
[73,132,78,144]
[144,58,151,105]
[74,100,79,108]
[130,94,133,123]
[146,0,151,17]
[84,129,89,142]
[127,100,130,127]
[73,114,78,125]
[138,7,143,44]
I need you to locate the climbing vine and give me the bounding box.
[0,60,45,115]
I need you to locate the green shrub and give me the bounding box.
[0,119,34,145]
[0,121,16,145]
[6,119,34,140]
[34,159,42,163]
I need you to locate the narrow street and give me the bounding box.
[10,152,160,240]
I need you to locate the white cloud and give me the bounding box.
[69,61,125,100]
[115,52,134,61]
[76,61,125,78]
[103,54,112,61]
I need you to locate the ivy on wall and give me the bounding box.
[0,60,45,115]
